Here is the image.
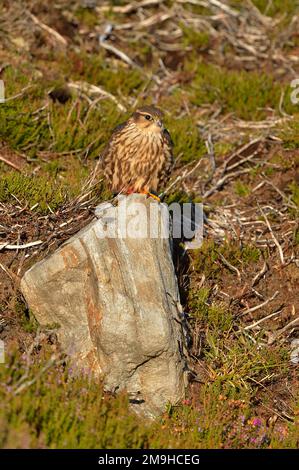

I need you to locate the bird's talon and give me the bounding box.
[147,192,161,202]
[139,190,160,202]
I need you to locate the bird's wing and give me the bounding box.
[99,121,127,166]
[163,127,174,149]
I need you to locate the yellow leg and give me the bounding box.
[139,190,161,202]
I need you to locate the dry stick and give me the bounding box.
[225,147,260,173]
[115,12,173,30]
[99,39,140,70]
[268,317,299,345]
[239,290,279,318]
[217,252,241,279]
[252,261,268,286]
[0,240,43,251]
[263,178,298,210]
[208,0,239,17]
[204,134,216,186]
[0,155,22,172]
[2,84,33,103]
[96,0,165,14]
[202,168,251,198]
[28,12,67,46]
[259,205,285,265]
[222,137,262,174]
[160,157,204,197]
[0,262,19,283]
[244,306,282,331]
[68,81,126,112]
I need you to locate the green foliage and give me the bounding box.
[280,120,299,149]
[188,62,284,120]
[64,52,144,98]
[193,240,261,279]
[232,0,299,17]
[167,115,206,163]
[0,173,66,213]
[0,347,296,449]
[74,7,99,27]
[14,300,38,334]
[191,288,234,332]
[181,25,210,50]
[189,284,289,397]
[0,61,130,160]
[234,180,250,197]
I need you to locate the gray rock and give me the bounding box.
[21,194,187,417]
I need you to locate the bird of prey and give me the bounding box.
[101,106,173,200]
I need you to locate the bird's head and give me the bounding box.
[131,106,164,134]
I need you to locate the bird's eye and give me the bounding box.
[145,115,152,121]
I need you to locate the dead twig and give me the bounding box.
[217,251,241,279]
[239,291,279,317]
[259,205,285,265]
[68,81,126,112]
[244,305,282,331]
[0,240,43,251]
[251,261,268,286]
[28,12,67,47]
[0,155,22,171]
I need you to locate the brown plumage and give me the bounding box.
[101,106,174,195]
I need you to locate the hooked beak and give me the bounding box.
[157,120,163,129]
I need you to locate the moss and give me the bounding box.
[74,7,99,27]
[280,119,299,149]
[234,180,250,197]
[190,288,234,332]
[232,0,299,17]
[14,299,38,334]
[294,227,299,245]
[165,190,193,205]
[181,25,210,50]
[64,52,144,98]
[187,61,286,120]
[193,240,261,280]
[0,173,66,213]
[166,114,206,163]
[0,59,135,160]
[288,182,299,207]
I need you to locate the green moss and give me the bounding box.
[294,227,299,245]
[0,173,67,213]
[74,7,99,27]
[14,299,39,334]
[190,288,234,332]
[181,25,210,50]
[234,180,250,197]
[188,62,285,120]
[165,190,193,205]
[65,52,144,98]
[167,114,206,163]
[232,0,299,17]
[289,182,299,207]
[280,119,299,149]
[193,240,261,280]
[0,61,134,161]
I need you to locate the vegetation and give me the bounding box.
[0,0,298,449]
[0,346,297,449]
